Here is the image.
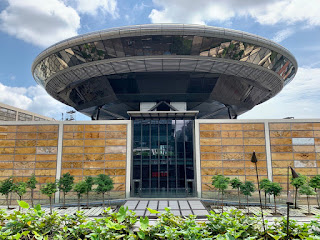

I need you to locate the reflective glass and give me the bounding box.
[102,39,117,58]
[34,35,296,86]
[132,118,194,197]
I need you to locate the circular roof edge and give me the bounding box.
[31,24,298,75]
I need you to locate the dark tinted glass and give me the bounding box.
[132,119,194,197]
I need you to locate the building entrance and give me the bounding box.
[132,119,195,198]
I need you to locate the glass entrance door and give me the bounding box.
[132,180,141,197]
[132,119,195,198]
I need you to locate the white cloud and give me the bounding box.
[133,2,148,12]
[272,28,295,43]
[72,0,119,18]
[149,0,320,27]
[240,67,320,119]
[0,0,80,47]
[0,83,70,119]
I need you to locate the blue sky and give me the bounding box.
[0,0,320,120]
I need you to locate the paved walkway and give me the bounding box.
[210,205,320,220]
[1,202,320,221]
[0,206,107,217]
[124,200,208,217]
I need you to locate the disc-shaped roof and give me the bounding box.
[32,24,297,119]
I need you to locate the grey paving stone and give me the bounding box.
[158,201,167,206]
[82,208,90,216]
[278,207,304,217]
[169,201,179,210]
[145,210,158,217]
[212,208,222,213]
[188,200,206,210]
[193,209,209,216]
[135,210,145,216]
[224,206,237,211]
[299,205,320,214]
[92,207,103,216]
[179,201,190,209]
[124,200,139,210]
[136,201,148,209]
[181,210,192,216]
[171,210,181,216]
[158,201,168,210]
[148,201,158,209]
[249,207,272,217]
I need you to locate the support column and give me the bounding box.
[264,121,273,182]
[54,122,64,203]
[194,120,202,198]
[125,120,132,198]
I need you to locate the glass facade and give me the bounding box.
[34,35,296,86]
[132,119,195,198]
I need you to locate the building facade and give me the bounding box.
[0,24,312,204]
[0,102,54,121]
[0,119,319,203]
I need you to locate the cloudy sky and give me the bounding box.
[0,0,319,120]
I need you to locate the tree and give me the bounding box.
[73,181,87,211]
[291,174,307,209]
[299,184,316,214]
[240,181,255,214]
[58,173,74,208]
[12,182,27,211]
[309,175,320,208]
[95,174,114,208]
[84,176,94,209]
[230,178,243,209]
[260,178,271,209]
[0,177,14,209]
[40,182,57,214]
[212,175,230,213]
[26,174,37,208]
[265,182,282,213]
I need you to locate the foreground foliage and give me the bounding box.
[0,201,320,239]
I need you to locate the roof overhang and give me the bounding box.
[127,111,199,119]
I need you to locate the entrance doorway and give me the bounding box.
[131,119,195,198]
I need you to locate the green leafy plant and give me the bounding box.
[265,182,282,213]
[309,175,320,208]
[73,180,87,211]
[26,174,37,208]
[212,175,230,213]
[291,174,307,209]
[206,209,260,239]
[0,177,14,209]
[260,178,271,209]
[58,172,74,208]
[0,202,319,239]
[95,174,114,208]
[12,182,27,211]
[240,181,255,214]
[230,178,243,209]
[40,181,57,214]
[299,184,316,214]
[84,176,94,209]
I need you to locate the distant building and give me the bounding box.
[0,102,54,121]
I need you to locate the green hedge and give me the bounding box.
[0,201,319,239]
